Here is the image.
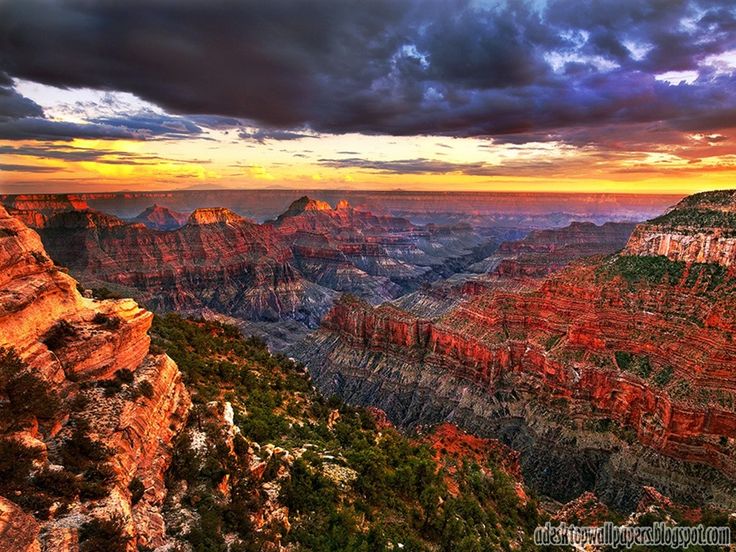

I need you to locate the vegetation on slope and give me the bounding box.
[650,207,736,230]
[152,314,544,551]
[596,255,731,292]
[0,348,121,525]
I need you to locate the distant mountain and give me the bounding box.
[131,204,188,230]
[19,196,504,349]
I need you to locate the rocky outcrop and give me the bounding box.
[293,191,736,512]
[186,207,247,226]
[0,205,190,550]
[271,196,416,235]
[278,196,332,217]
[0,497,40,552]
[623,191,736,266]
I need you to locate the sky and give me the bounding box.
[1,0,735,194]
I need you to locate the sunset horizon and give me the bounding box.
[2,0,736,195]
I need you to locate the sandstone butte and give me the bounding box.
[0,205,191,551]
[296,190,736,510]
[131,204,188,231]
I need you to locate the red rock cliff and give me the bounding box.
[0,206,190,551]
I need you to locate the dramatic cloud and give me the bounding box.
[0,78,206,141]
[238,129,314,143]
[0,0,734,142]
[0,163,57,173]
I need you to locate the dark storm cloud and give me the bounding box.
[0,0,735,141]
[92,113,203,137]
[238,129,313,142]
[0,84,43,120]
[0,78,206,141]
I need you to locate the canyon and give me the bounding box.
[1,188,734,550]
[2,194,527,348]
[293,190,736,512]
[0,205,547,550]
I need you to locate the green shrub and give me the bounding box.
[92,312,122,330]
[0,439,41,489]
[650,207,736,230]
[598,256,685,286]
[653,366,675,387]
[128,477,145,505]
[0,347,60,421]
[138,379,155,399]
[615,351,652,378]
[79,515,131,552]
[32,469,80,499]
[43,320,77,351]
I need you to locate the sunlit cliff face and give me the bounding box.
[1,0,735,194]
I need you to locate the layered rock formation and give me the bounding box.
[293,190,736,511]
[623,190,736,266]
[16,196,503,349]
[0,194,90,229]
[470,221,636,276]
[0,206,190,550]
[37,207,336,328]
[393,220,636,320]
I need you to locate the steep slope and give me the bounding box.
[623,190,736,265]
[293,190,736,511]
[150,314,544,551]
[0,206,190,550]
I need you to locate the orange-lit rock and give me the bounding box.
[0,206,191,551]
[0,497,40,552]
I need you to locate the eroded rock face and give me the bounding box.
[0,497,40,552]
[623,191,736,266]
[1,194,89,226]
[470,221,636,276]
[293,191,736,511]
[36,207,336,328]
[187,207,247,226]
[0,205,190,550]
[17,197,501,349]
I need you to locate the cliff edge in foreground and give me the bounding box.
[0,205,190,551]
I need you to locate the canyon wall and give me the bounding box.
[0,206,190,551]
[294,191,736,511]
